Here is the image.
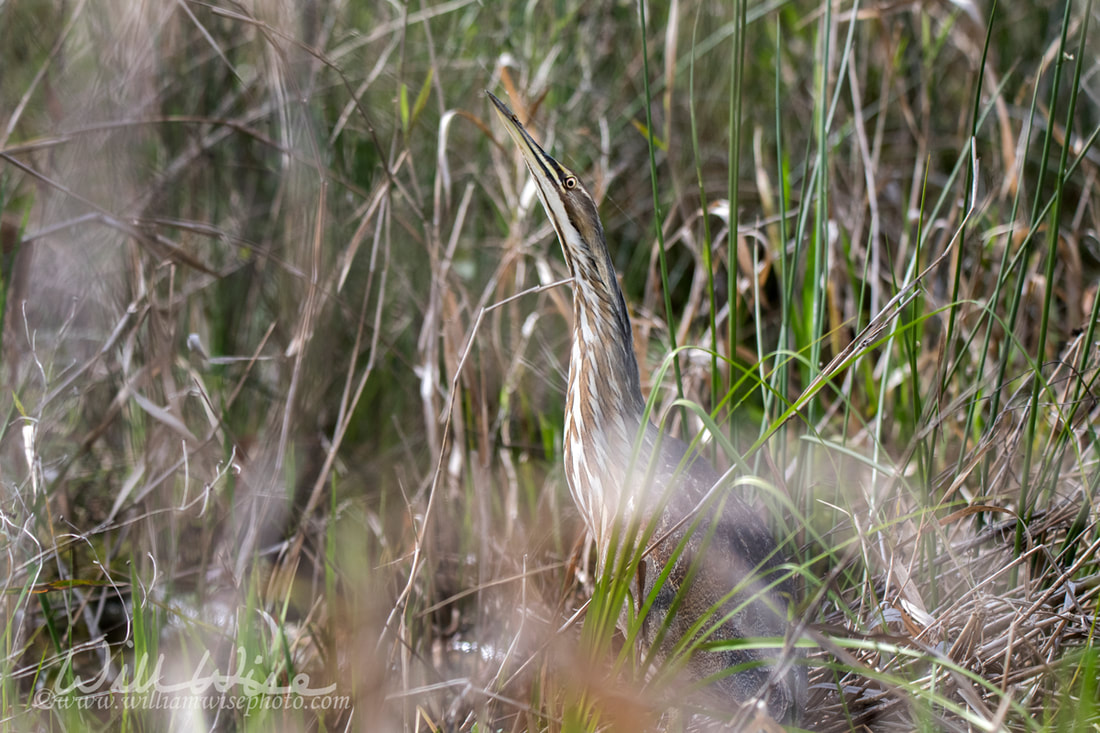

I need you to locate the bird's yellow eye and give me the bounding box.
[563,176,578,190]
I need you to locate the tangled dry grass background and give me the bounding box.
[1,1,1098,731]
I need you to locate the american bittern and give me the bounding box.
[488,91,804,723]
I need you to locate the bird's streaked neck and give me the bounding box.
[566,240,646,424]
[563,240,647,549]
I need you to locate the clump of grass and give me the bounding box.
[1,1,1097,732]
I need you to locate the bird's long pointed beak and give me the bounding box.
[486,90,560,185]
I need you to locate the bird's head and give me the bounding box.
[487,91,610,286]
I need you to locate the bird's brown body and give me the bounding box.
[489,91,804,723]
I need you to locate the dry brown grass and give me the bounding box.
[1,1,1098,731]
